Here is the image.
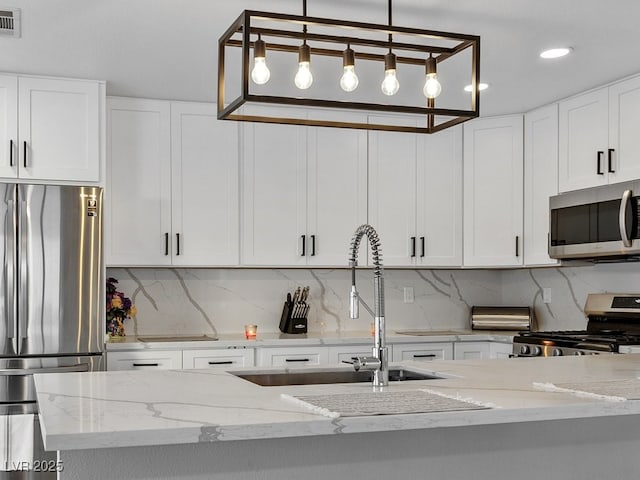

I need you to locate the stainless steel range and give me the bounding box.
[513,293,640,357]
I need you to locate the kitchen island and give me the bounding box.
[35,354,640,480]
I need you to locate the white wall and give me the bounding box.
[106,263,640,337]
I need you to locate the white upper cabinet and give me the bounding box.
[170,102,239,266]
[242,107,367,267]
[559,75,640,192]
[106,98,172,266]
[369,116,462,267]
[524,104,559,266]
[0,73,102,183]
[464,115,524,267]
[106,97,239,266]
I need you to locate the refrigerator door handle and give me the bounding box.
[0,362,90,375]
[18,198,29,347]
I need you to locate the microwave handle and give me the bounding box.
[619,189,633,247]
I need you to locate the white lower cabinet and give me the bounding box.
[391,342,454,362]
[182,349,254,370]
[256,347,330,367]
[106,350,182,371]
[454,342,491,360]
[489,342,514,359]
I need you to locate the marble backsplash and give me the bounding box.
[107,262,640,337]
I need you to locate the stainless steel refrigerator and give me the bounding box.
[0,184,104,478]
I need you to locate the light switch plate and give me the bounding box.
[543,287,551,304]
[404,287,414,303]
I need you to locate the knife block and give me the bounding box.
[279,301,308,334]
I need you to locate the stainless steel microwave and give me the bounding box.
[549,180,640,259]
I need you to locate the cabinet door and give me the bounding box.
[609,76,640,183]
[416,126,463,266]
[489,342,513,359]
[307,115,368,266]
[182,349,254,369]
[18,76,100,182]
[464,116,524,267]
[171,102,239,266]
[454,342,491,360]
[0,74,17,178]
[241,107,307,266]
[256,347,330,367]
[106,350,182,371]
[524,104,559,266]
[558,88,609,192]
[392,342,454,362]
[106,97,171,266]
[368,116,417,266]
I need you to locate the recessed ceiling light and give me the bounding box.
[540,47,572,59]
[464,83,489,92]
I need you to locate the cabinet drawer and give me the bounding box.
[106,350,182,371]
[454,341,491,360]
[328,345,373,364]
[182,349,254,369]
[257,347,329,367]
[392,342,454,362]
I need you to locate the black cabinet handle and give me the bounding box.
[23,141,27,168]
[208,361,234,365]
[413,354,436,358]
[176,233,181,256]
[300,235,306,256]
[310,235,316,256]
[9,140,13,167]
[132,363,159,367]
[285,358,310,363]
[410,237,416,257]
[164,233,169,255]
[608,148,615,173]
[420,236,425,258]
[597,151,604,175]
[515,235,520,257]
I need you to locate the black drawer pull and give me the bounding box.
[410,236,416,257]
[9,140,13,167]
[413,354,437,358]
[285,358,310,362]
[310,235,316,256]
[208,361,234,365]
[23,141,27,168]
[176,233,181,255]
[515,235,519,257]
[132,362,159,367]
[164,232,169,255]
[608,148,615,173]
[420,236,425,258]
[596,151,604,175]
[300,235,306,256]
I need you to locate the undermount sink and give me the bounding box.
[137,335,218,342]
[232,368,445,386]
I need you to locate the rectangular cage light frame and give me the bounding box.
[218,10,480,134]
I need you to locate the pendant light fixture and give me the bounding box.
[340,46,359,92]
[423,54,442,99]
[218,0,480,134]
[250,35,270,85]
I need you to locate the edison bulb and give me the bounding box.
[340,65,359,92]
[295,62,313,90]
[381,69,399,96]
[423,74,442,99]
[251,57,270,85]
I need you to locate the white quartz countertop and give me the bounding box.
[35,354,640,451]
[105,329,517,350]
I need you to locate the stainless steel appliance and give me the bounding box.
[513,293,640,357]
[0,184,103,478]
[549,180,640,260]
[470,306,533,331]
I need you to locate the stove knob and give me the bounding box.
[574,351,585,356]
[519,345,530,355]
[531,346,542,356]
[552,348,563,357]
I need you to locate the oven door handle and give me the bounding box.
[619,189,633,248]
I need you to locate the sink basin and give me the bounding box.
[233,368,444,386]
[137,335,218,342]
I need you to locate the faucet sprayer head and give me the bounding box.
[349,285,360,319]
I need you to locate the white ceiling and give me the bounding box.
[4,0,640,117]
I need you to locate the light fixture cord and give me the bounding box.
[302,0,308,35]
[387,0,393,50]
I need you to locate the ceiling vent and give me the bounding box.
[0,8,20,38]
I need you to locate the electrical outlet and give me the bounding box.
[543,287,551,304]
[403,287,414,303]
